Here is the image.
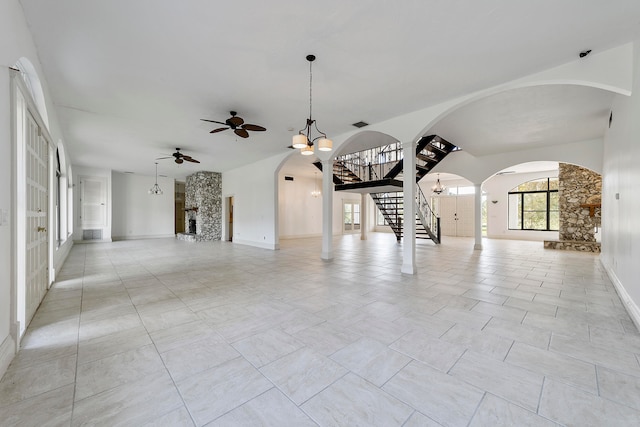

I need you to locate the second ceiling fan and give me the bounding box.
[201,111,266,138]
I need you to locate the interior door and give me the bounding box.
[343,201,360,233]
[25,109,49,324]
[455,195,475,237]
[437,195,475,237]
[438,196,457,236]
[80,176,107,230]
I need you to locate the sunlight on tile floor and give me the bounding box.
[1,234,640,426]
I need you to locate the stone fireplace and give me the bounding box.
[177,171,222,242]
[544,163,602,252]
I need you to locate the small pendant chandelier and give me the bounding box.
[148,162,163,195]
[431,173,446,195]
[311,172,321,197]
[292,54,332,155]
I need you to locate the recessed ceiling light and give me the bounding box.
[124,171,134,174]
[352,121,369,128]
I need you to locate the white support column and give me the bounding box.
[360,193,368,240]
[401,140,417,275]
[321,159,333,260]
[474,182,483,250]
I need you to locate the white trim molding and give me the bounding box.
[0,334,16,379]
[602,259,640,331]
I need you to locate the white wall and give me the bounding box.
[0,0,71,376]
[112,172,175,240]
[278,174,323,239]
[223,152,289,249]
[601,41,640,328]
[277,170,383,239]
[431,139,603,184]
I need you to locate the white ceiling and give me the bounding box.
[19,0,640,179]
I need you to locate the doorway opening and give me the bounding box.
[226,196,234,241]
[343,200,361,233]
[175,182,185,234]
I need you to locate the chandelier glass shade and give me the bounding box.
[311,172,321,197]
[431,173,446,195]
[293,55,332,154]
[148,162,163,195]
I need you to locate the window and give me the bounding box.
[56,149,61,246]
[508,178,559,231]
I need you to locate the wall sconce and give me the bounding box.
[491,200,498,204]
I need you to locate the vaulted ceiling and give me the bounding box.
[19,0,640,179]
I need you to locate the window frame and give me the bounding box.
[508,177,559,231]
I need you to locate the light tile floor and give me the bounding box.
[2,234,640,426]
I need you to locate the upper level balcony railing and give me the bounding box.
[334,142,403,183]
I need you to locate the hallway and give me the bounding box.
[1,235,639,426]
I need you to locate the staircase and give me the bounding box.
[371,188,441,242]
[317,134,456,244]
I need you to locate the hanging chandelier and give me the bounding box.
[292,54,332,156]
[148,162,163,195]
[311,172,321,197]
[431,173,446,195]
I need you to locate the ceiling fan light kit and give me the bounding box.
[293,54,333,155]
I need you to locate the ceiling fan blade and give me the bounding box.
[234,128,250,138]
[210,127,228,134]
[156,156,173,160]
[175,158,184,164]
[185,157,200,163]
[201,119,227,125]
[242,124,266,132]
[228,116,244,127]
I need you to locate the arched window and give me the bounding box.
[508,177,559,231]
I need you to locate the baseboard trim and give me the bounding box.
[0,334,16,379]
[602,259,640,331]
[112,234,175,241]
[234,238,279,250]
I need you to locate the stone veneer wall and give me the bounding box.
[558,163,602,242]
[185,171,222,241]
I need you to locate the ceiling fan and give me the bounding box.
[201,111,266,138]
[157,148,200,164]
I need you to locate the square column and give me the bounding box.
[401,140,417,275]
[474,183,483,250]
[321,159,333,260]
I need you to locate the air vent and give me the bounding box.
[352,121,369,128]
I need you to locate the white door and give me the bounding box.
[80,176,107,230]
[437,195,474,237]
[343,201,361,233]
[455,195,475,237]
[25,110,49,324]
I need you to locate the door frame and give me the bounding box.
[342,199,361,234]
[10,69,55,347]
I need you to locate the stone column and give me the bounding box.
[185,171,222,241]
[559,163,601,242]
